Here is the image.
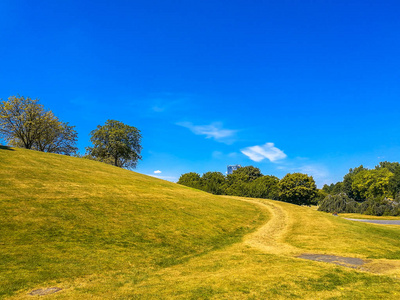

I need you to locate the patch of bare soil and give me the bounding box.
[297,254,370,269]
[29,287,62,296]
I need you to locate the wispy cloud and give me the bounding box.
[154,170,162,174]
[177,122,237,144]
[241,143,287,162]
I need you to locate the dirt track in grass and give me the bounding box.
[240,198,400,274]
[242,199,300,256]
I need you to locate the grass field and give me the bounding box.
[1,147,400,299]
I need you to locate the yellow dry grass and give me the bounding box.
[3,147,400,299]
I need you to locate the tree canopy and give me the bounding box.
[177,172,202,190]
[86,120,142,168]
[278,173,317,206]
[0,95,77,155]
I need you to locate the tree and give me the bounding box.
[177,172,202,190]
[247,175,279,199]
[351,168,393,200]
[227,166,263,185]
[389,166,400,200]
[278,173,317,205]
[32,120,78,155]
[342,165,366,200]
[86,120,142,168]
[375,161,400,173]
[0,95,78,155]
[201,172,226,195]
[318,193,359,213]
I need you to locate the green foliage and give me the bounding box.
[375,161,400,173]
[86,119,142,168]
[227,166,263,185]
[322,182,343,195]
[318,193,359,213]
[359,198,400,216]
[201,171,226,195]
[177,172,202,189]
[0,95,77,155]
[278,173,317,205]
[319,194,400,216]
[314,189,328,205]
[179,167,280,200]
[246,175,279,199]
[389,166,400,199]
[342,165,366,200]
[226,181,248,197]
[351,168,393,200]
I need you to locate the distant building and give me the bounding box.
[227,165,241,175]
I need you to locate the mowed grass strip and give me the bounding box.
[258,199,400,260]
[0,148,266,298]
[11,245,400,299]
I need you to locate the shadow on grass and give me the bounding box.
[0,145,14,151]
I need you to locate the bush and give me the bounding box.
[318,193,359,214]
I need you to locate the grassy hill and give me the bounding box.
[0,147,265,298]
[2,146,400,299]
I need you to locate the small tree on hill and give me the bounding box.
[86,120,142,168]
[278,173,317,205]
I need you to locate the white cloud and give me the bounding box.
[177,122,237,143]
[154,170,162,174]
[241,143,287,162]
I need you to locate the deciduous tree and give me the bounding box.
[177,172,202,189]
[0,95,78,155]
[278,173,317,205]
[86,120,142,168]
[201,172,226,195]
[351,168,393,200]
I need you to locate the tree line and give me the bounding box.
[318,162,400,216]
[178,166,320,206]
[179,162,400,216]
[0,95,142,168]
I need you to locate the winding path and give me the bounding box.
[240,198,400,274]
[242,199,299,255]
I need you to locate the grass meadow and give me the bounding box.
[1,147,400,299]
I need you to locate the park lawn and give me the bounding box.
[9,243,400,299]
[262,200,400,260]
[2,147,400,299]
[0,147,266,298]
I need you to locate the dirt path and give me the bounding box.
[242,199,300,255]
[240,198,400,274]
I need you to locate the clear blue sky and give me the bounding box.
[1,0,400,187]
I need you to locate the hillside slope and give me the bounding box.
[0,147,265,298]
[2,146,400,299]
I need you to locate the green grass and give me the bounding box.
[274,201,400,259]
[2,147,400,299]
[0,147,265,298]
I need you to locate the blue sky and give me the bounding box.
[1,0,400,187]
